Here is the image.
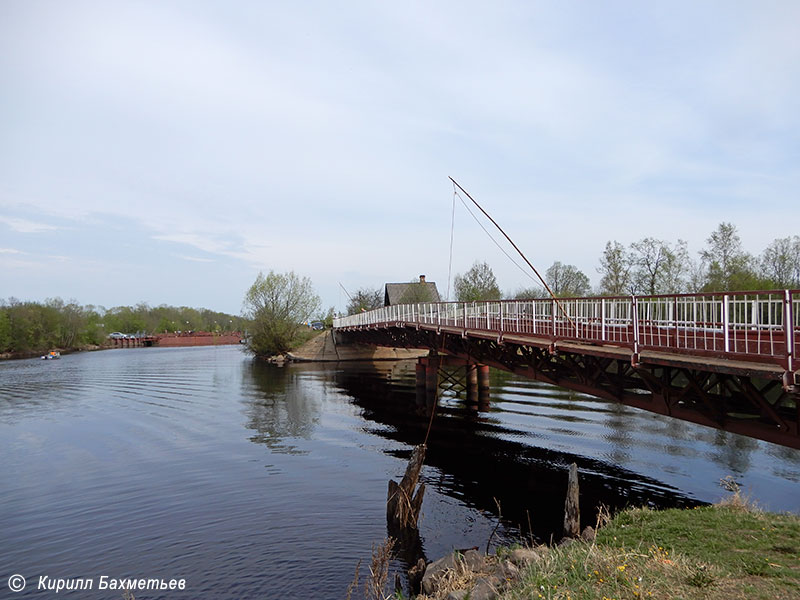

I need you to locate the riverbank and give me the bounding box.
[413,498,800,600]
[286,330,427,362]
[0,343,105,361]
[1,332,244,360]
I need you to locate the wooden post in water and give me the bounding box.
[387,444,427,530]
[563,462,580,538]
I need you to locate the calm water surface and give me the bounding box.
[1,345,798,599]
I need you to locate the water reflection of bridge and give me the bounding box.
[334,290,800,449]
[323,361,702,545]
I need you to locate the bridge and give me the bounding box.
[110,332,243,348]
[334,289,800,449]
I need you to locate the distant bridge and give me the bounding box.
[110,332,243,348]
[334,290,800,449]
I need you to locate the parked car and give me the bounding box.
[108,332,126,339]
[310,321,324,331]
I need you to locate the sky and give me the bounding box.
[2,1,799,316]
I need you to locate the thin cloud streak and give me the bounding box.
[0,216,58,234]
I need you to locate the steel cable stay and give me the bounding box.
[448,176,576,328]
[451,188,542,290]
[446,188,457,302]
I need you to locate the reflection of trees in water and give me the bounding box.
[710,429,758,474]
[330,362,700,543]
[240,361,322,454]
[603,403,634,464]
[766,445,800,482]
[659,418,697,458]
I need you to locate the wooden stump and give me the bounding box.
[387,444,426,530]
[563,462,580,538]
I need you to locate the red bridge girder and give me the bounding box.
[335,324,800,450]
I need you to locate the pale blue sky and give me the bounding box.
[2,1,798,314]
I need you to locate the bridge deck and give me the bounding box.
[335,290,799,377]
[334,290,799,448]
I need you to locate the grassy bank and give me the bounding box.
[502,501,799,600]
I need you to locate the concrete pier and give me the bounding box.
[478,364,490,409]
[466,364,478,404]
[415,355,490,410]
[425,356,439,405]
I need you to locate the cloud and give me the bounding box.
[0,216,58,234]
[175,254,215,264]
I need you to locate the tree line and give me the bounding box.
[458,222,799,301]
[242,221,798,358]
[344,222,799,310]
[0,299,247,355]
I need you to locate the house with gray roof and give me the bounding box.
[384,275,441,306]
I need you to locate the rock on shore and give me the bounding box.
[415,546,546,600]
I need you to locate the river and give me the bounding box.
[1,345,798,599]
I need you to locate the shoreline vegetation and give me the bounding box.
[0,342,106,361]
[354,483,799,600]
[0,298,246,359]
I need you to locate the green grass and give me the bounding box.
[501,504,800,600]
[292,327,320,348]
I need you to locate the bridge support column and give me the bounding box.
[466,364,478,404]
[415,363,426,406]
[424,357,439,406]
[478,364,490,409]
[416,356,490,410]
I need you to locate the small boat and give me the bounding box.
[41,351,61,360]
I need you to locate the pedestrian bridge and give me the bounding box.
[334,289,800,449]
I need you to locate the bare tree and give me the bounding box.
[760,235,800,288]
[686,257,707,293]
[508,286,548,300]
[346,287,382,315]
[597,241,632,295]
[545,261,590,297]
[657,240,689,294]
[700,223,758,291]
[629,238,688,295]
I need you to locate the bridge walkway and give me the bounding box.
[334,290,799,449]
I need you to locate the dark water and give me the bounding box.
[1,346,797,599]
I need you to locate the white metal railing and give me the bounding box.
[334,290,799,371]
